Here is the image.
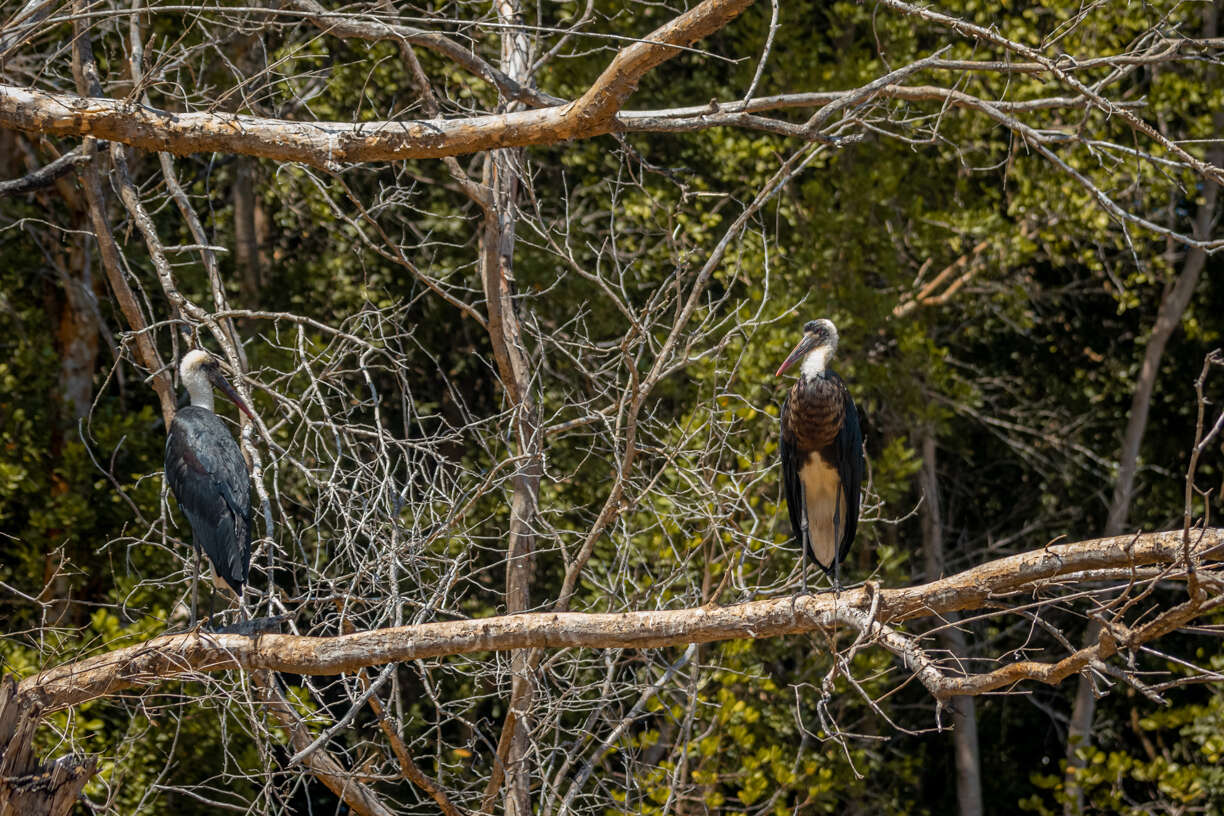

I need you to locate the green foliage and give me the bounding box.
[1024,678,1224,815]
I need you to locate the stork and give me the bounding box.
[165,349,254,626]
[776,319,864,593]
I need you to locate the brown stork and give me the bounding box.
[776,319,864,592]
[165,349,255,625]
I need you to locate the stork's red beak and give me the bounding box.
[207,367,256,421]
[776,334,818,377]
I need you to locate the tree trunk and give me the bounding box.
[70,5,175,427]
[43,232,101,626]
[52,272,98,426]
[0,676,96,816]
[483,4,537,813]
[1065,6,1222,810]
[1103,204,1219,536]
[14,135,103,627]
[920,431,983,816]
[234,157,261,306]
[482,195,541,815]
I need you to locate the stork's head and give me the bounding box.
[180,350,255,419]
[775,319,839,378]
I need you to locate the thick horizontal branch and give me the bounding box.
[0,0,751,167]
[2,5,1216,179]
[19,528,1222,712]
[0,83,587,166]
[621,85,1123,143]
[623,86,1133,120]
[0,79,1130,169]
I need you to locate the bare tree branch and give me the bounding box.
[0,0,753,167]
[254,672,397,816]
[874,0,1224,186]
[0,143,88,197]
[19,528,1223,713]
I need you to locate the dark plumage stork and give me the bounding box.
[165,349,254,625]
[776,319,864,592]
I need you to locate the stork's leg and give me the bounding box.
[189,548,200,629]
[789,559,805,615]
[832,490,844,596]
[207,584,216,630]
[797,510,810,601]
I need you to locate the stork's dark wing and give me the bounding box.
[165,407,252,594]
[832,376,865,565]
[779,393,806,553]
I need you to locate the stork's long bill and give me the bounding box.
[209,367,256,421]
[775,334,821,377]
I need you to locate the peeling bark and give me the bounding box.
[0,676,96,816]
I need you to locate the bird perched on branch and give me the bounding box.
[165,349,254,625]
[776,319,864,592]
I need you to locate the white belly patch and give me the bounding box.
[799,455,845,569]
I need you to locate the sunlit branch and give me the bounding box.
[19,529,1223,712]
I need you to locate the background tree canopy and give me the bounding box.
[0,0,1221,813]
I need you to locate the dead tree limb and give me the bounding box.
[0,82,1137,170]
[69,15,175,426]
[0,0,751,167]
[0,677,96,816]
[0,144,88,197]
[17,528,1223,714]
